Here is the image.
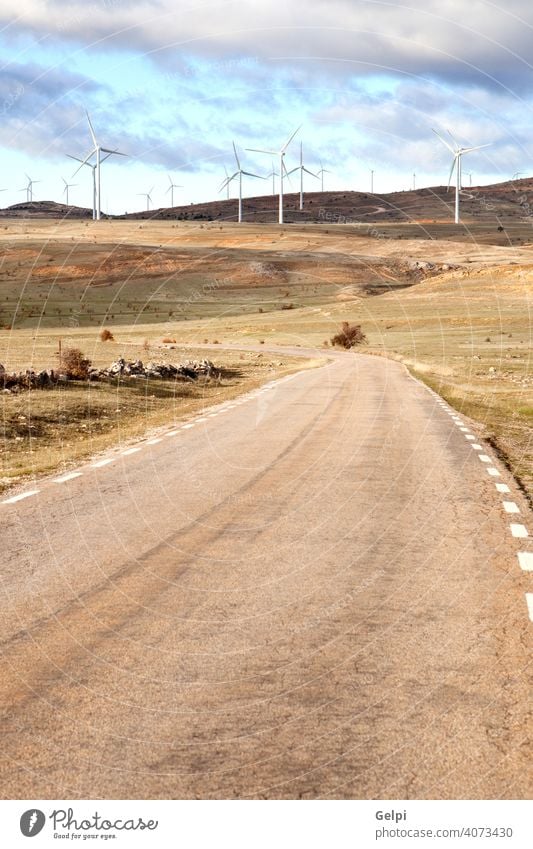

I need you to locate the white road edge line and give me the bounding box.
[526,594,533,622]
[495,483,510,493]
[122,447,142,456]
[53,472,83,484]
[146,439,162,445]
[91,458,115,467]
[518,552,533,572]
[181,424,195,429]
[465,435,475,441]
[487,468,501,476]
[510,523,528,538]
[2,489,40,504]
[479,455,491,463]
[503,501,520,514]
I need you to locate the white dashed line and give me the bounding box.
[510,523,529,538]
[465,435,475,441]
[122,447,142,456]
[487,468,501,476]
[165,431,180,437]
[53,472,83,484]
[526,594,533,622]
[91,458,115,468]
[2,489,40,504]
[471,444,482,450]
[495,483,510,493]
[478,455,491,463]
[518,552,533,572]
[459,427,470,433]
[503,501,520,514]
[146,438,162,445]
[181,424,194,429]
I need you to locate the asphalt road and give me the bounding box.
[0,352,531,799]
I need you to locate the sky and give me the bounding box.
[1,0,533,213]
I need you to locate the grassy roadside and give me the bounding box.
[1,346,321,493]
[407,368,533,504]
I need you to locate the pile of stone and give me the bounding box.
[1,364,62,393]
[1,358,219,393]
[94,358,218,380]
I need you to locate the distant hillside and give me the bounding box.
[0,200,92,219]
[2,178,533,224]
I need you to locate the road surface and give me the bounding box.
[0,352,531,799]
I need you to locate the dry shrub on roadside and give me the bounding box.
[330,322,367,349]
[61,348,92,379]
[100,328,114,342]
[162,337,176,344]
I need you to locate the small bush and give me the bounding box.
[330,322,367,349]
[162,337,176,344]
[100,328,114,342]
[61,347,92,379]
[281,303,294,310]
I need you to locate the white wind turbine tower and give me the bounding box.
[138,187,154,212]
[432,129,490,224]
[62,177,77,206]
[73,111,127,220]
[219,142,264,223]
[316,160,331,193]
[20,173,41,203]
[67,151,114,220]
[288,141,318,210]
[247,126,300,224]
[166,175,182,208]
[266,161,279,195]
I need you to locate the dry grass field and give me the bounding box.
[1,216,531,497]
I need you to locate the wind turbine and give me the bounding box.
[67,151,114,220]
[166,175,182,208]
[20,174,41,203]
[316,160,331,193]
[432,129,490,224]
[287,141,318,210]
[137,187,154,212]
[220,142,264,223]
[412,172,416,191]
[246,126,300,224]
[62,177,77,206]
[370,169,375,193]
[221,165,237,200]
[266,161,279,195]
[72,111,127,221]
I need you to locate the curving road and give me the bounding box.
[0,351,531,799]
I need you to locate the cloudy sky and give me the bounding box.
[0,0,532,212]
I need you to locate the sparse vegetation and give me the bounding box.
[100,328,115,342]
[61,347,92,379]
[330,322,367,349]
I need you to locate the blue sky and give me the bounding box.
[1,1,533,213]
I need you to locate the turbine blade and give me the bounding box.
[462,143,491,153]
[447,155,458,190]
[245,147,276,155]
[232,141,241,170]
[72,148,97,177]
[241,171,265,179]
[432,128,456,154]
[86,110,97,146]
[281,125,301,152]
[101,147,127,156]
[303,167,319,177]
